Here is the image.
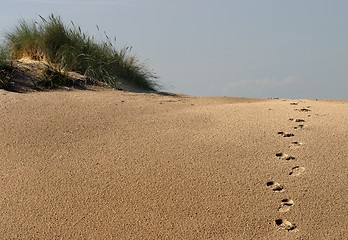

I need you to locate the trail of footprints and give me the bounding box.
[267,102,312,233]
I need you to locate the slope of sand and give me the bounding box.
[0,89,347,239]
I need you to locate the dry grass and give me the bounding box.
[3,14,158,91]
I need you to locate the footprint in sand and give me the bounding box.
[289,166,305,176]
[266,181,284,192]
[290,102,298,105]
[294,124,304,130]
[278,199,294,213]
[295,108,311,112]
[288,118,305,123]
[276,152,296,161]
[289,141,303,148]
[277,132,295,137]
[275,219,297,232]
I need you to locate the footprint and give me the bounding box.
[289,166,305,176]
[277,132,295,137]
[290,102,298,105]
[294,124,304,130]
[295,119,305,122]
[289,118,305,123]
[289,141,303,148]
[266,181,284,192]
[278,199,294,212]
[275,219,297,232]
[276,152,296,161]
[296,108,311,112]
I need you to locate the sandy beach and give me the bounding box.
[0,89,347,239]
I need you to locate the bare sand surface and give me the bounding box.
[0,89,347,239]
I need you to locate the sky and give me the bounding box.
[0,0,347,99]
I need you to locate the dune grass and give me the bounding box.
[0,44,9,65]
[0,45,14,90]
[3,14,158,90]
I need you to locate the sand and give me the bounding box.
[0,89,347,239]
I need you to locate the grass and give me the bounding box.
[0,45,15,90]
[3,14,158,91]
[38,65,75,89]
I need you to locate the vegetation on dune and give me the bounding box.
[0,45,14,90]
[1,14,158,91]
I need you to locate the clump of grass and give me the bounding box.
[38,65,73,89]
[4,14,158,90]
[5,19,44,60]
[0,45,15,90]
[0,44,9,66]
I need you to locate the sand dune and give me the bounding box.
[1,89,347,239]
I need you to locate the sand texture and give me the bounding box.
[1,89,347,239]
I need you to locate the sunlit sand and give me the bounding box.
[1,89,347,239]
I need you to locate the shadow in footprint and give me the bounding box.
[294,124,304,130]
[276,152,296,161]
[266,181,284,192]
[289,141,303,148]
[278,132,295,137]
[278,199,294,212]
[290,102,298,105]
[275,219,297,232]
[296,108,311,112]
[289,118,305,123]
[289,166,305,176]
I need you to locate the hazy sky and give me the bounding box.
[1,0,347,99]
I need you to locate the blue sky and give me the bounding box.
[1,0,347,99]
